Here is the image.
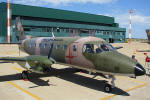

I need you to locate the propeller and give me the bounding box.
[48,32,55,59]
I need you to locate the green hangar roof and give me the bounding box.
[5,3,115,25]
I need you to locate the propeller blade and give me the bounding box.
[18,45,21,56]
[48,42,54,59]
[48,32,55,59]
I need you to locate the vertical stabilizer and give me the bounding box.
[146,29,150,42]
[16,17,26,41]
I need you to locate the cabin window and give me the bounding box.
[39,43,42,48]
[63,45,67,50]
[72,45,77,51]
[29,43,31,48]
[44,43,47,48]
[83,44,94,53]
[56,44,60,49]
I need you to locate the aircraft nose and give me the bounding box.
[134,63,146,76]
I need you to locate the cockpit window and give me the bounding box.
[83,43,116,54]
[83,44,102,54]
[83,44,94,53]
[101,44,109,51]
[106,44,116,50]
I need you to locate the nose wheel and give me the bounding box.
[104,84,112,93]
[104,75,116,93]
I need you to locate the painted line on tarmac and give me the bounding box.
[14,66,147,100]
[8,81,42,100]
[12,67,42,100]
[100,83,148,100]
[13,66,23,72]
[100,76,148,100]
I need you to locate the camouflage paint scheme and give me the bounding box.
[20,36,144,76]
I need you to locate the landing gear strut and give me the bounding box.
[104,75,116,93]
[21,71,29,80]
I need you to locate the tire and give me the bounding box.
[104,84,112,93]
[21,71,29,79]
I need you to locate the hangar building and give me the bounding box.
[0,2,126,43]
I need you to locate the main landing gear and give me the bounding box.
[104,75,116,93]
[21,71,29,80]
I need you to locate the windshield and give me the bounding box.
[83,43,116,54]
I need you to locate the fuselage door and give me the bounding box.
[66,42,78,64]
[71,42,78,57]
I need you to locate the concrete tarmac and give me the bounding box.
[0,43,150,100]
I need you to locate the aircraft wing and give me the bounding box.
[0,57,26,63]
[137,50,150,52]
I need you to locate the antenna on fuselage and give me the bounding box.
[48,32,55,59]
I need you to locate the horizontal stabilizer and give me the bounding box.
[114,46,123,49]
[137,50,150,52]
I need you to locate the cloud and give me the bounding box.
[132,15,150,25]
[106,12,150,39]
[11,0,117,6]
[112,13,150,27]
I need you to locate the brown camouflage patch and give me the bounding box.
[65,37,104,69]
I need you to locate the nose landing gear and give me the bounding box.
[21,71,29,80]
[104,75,116,93]
[104,84,112,93]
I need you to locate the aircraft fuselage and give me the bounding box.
[21,36,146,77]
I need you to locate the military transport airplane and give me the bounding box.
[0,17,146,92]
[137,29,150,52]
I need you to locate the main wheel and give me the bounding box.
[104,84,112,93]
[21,71,29,79]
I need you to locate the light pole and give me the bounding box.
[7,0,11,43]
[129,9,133,43]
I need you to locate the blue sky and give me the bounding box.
[1,0,150,39]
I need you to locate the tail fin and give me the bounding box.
[146,29,150,43]
[16,17,26,41]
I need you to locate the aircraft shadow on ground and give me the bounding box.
[0,68,129,96]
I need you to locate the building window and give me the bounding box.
[123,32,125,35]
[70,29,73,33]
[107,32,109,35]
[117,32,120,35]
[53,28,57,32]
[104,31,107,35]
[47,28,52,32]
[24,28,31,31]
[57,28,60,32]
[62,28,65,32]
[66,29,69,33]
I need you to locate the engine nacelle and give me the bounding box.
[25,55,53,74]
